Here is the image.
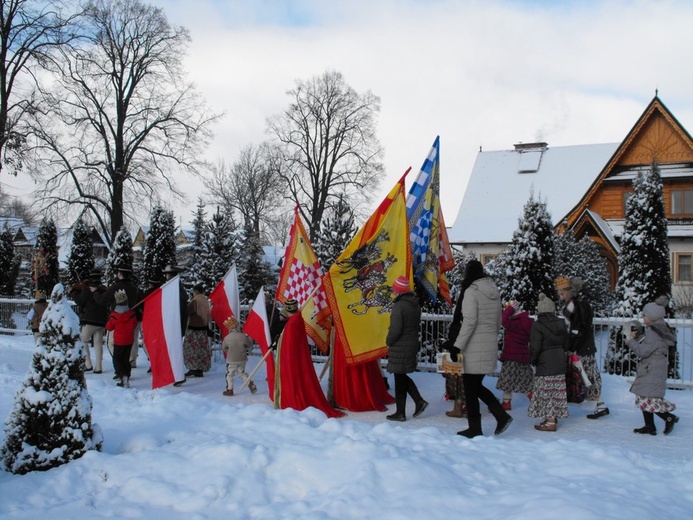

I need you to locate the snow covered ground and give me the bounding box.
[1,334,692,519]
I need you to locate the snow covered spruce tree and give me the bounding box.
[140,205,177,289]
[194,207,241,294]
[34,218,60,294]
[238,226,276,300]
[104,227,134,286]
[1,284,102,474]
[604,162,677,377]
[0,227,20,296]
[492,192,556,311]
[67,219,95,286]
[183,199,208,289]
[314,194,357,271]
[553,227,613,316]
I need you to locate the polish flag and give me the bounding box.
[209,264,240,339]
[243,288,275,399]
[141,275,186,389]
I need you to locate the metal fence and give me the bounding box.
[3,298,692,387]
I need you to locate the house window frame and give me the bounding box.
[480,254,498,267]
[671,189,693,216]
[674,252,693,283]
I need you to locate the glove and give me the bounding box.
[448,345,461,363]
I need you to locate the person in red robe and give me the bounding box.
[275,309,344,419]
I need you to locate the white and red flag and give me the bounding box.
[242,287,275,399]
[141,275,186,389]
[209,264,240,339]
[275,207,330,352]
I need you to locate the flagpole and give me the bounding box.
[323,324,335,404]
[238,348,273,392]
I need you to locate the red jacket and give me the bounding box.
[500,306,533,363]
[105,309,137,346]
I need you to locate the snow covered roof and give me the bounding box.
[584,210,621,254]
[448,142,619,244]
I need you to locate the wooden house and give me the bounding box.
[448,95,693,298]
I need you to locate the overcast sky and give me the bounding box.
[7,0,693,232]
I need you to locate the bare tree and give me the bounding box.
[26,0,219,245]
[267,70,384,239]
[205,142,288,243]
[0,0,76,175]
[0,189,36,224]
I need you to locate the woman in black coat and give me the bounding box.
[385,276,428,422]
[528,293,569,432]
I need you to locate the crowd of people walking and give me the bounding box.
[32,258,679,438]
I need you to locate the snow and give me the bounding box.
[448,143,619,244]
[1,334,692,519]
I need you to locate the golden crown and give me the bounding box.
[554,277,571,290]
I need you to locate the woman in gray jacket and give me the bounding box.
[626,296,679,435]
[454,261,512,438]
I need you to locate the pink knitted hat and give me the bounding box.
[392,275,411,294]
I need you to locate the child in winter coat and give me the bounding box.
[105,289,137,388]
[528,293,569,432]
[221,316,257,396]
[496,300,534,410]
[625,296,679,435]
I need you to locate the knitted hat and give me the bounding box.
[35,291,47,302]
[536,293,556,314]
[642,295,669,322]
[281,298,298,317]
[555,277,571,291]
[392,275,411,294]
[570,276,583,293]
[114,289,128,305]
[223,316,238,330]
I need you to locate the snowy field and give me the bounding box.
[1,334,692,520]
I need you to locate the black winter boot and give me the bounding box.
[457,414,483,438]
[387,395,407,422]
[634,411,656,435]
[485,393,513,436]
[656,412,679,435]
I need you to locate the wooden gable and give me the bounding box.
[562,96,693,229]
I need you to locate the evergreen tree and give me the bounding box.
[605,162,677,377]
[140,206,177,290]
[1,284,102,474]
[33,218,60,295]
[313,195,357,270]
[0,227,20,296]
[196,207,241,293]
[553,228,613,316]
[492,192,556,310]
[238,226,276,301]
[67,219,95,286]
[104,227,134,286]
[184,199,209,290]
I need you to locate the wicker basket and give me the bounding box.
[436,352,463,375]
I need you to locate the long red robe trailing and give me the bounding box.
[275,313,344,418]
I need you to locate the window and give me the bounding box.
[480,254,498,266]
[671,190,693,215]
[622,191,633,214]
[676,253,692,283]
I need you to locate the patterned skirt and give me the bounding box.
[528,374,569,420]
[445,373,465,405]
[579,353,602,401]
[496,361,534,394]
[635,396,676,413]
[183,329,212,371]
